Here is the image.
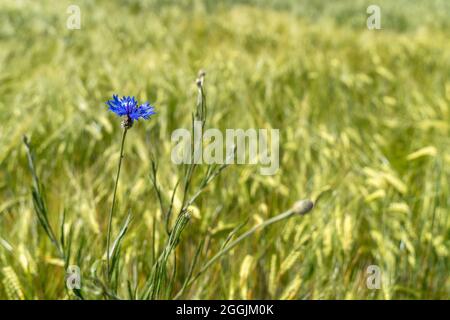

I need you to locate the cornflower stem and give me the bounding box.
[106,128,128,281]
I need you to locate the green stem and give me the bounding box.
[106,128,128,281]
[173,199,314,299]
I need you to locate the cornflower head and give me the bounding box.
[106,95,156,129]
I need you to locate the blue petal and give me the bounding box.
[106,95,126,116]
[105,95,156,122]
[138,102,156,119]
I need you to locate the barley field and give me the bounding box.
[0,0,449,300]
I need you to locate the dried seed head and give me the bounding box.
[198,69,206,78]
[292,199,314,215]
[196,69,206,88]
[196,78,202,88]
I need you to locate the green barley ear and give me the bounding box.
[2,267,25,300]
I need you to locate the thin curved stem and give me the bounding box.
[106,128,128,281]
[173,199,314,299]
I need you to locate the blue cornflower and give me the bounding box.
[106,95,156,128]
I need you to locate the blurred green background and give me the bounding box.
[0,0,449,299]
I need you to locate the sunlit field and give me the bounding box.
[0,0,449,299]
